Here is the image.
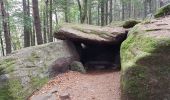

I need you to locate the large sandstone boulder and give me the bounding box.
[0,41,79,100]
[121,16,170,100]
[54,23,127,44]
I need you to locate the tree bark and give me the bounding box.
[101,0,105,26]
[0,0,11,54]
[23,0,30,47]
[0,30,5,56]
[88,0,92,24]
[77,0,82,23]
[49,0,53,42]
[105,0,108,25]
[43,8,47,43]
[109,0,113,23]
[81,0,88,23]
[32,0,43,45]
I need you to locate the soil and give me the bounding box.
[30,70,121,100]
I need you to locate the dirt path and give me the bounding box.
[30,70,121,100]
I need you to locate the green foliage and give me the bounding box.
[154,3,170,18]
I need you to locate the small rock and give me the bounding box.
[70,61,86,73]
[59,92,71,100]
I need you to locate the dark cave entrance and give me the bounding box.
[73,42,122,70]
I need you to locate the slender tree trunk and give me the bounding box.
[105,0,108,25]
[23,0,30,47]
[77,0,82,23]
[64,0,69,23]
[55,10,58,25]
[49,0,53,42]
[122,1,125,21]
[109,0,113,23]
[0,0,11,54]
[128,0,131,19]
[81,0,88,23]
[144,0,147,17]
[43,9,47,43]
[0,30,5,56]
[32,0,43,45]
[46,0,49,42]
[27,0,32,46]
[97,3,100,25]
[101,0,105,26]
[88,0,92,24]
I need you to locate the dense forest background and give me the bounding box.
[0,0,169,56]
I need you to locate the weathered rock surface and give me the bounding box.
[54,23,128,44]
[0,40,79,100]
[121,16,170,100]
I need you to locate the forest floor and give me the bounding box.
[30,70,121,100]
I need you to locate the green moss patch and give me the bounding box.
[154,3,170,18]
[0,76,48,100]
[0,58,16,74]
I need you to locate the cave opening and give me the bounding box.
[73,42,122,71]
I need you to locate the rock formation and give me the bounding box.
[121,15,170,100]
[0,41,79,100]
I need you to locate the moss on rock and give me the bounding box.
[154,3,170,18]
[121,21,170,100]
[123,20,140,28]
[0,41,79,100]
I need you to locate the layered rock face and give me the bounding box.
[54,23,128,44]
[0,41,79,100]
[121,16,170,100]
[54,23,128,69]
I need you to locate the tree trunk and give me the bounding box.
[46,0,49,43]
[27,0,32,46]
[81,0,88,23]
[88,0,92,24]
[97,3,100,25]
[101,0,105,26]
[23,0,30,47]
[109,0,113,23]
[49,0,53,42]
[32,0,43,45]
[0,0,11,54]
[77,0,82,23]
[64,0,69,23]
[0,30,5,56]
[105,0,108,25]
[122,0,125,21]
[43,8,47,43]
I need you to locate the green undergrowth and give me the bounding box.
[121,25,170,100]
